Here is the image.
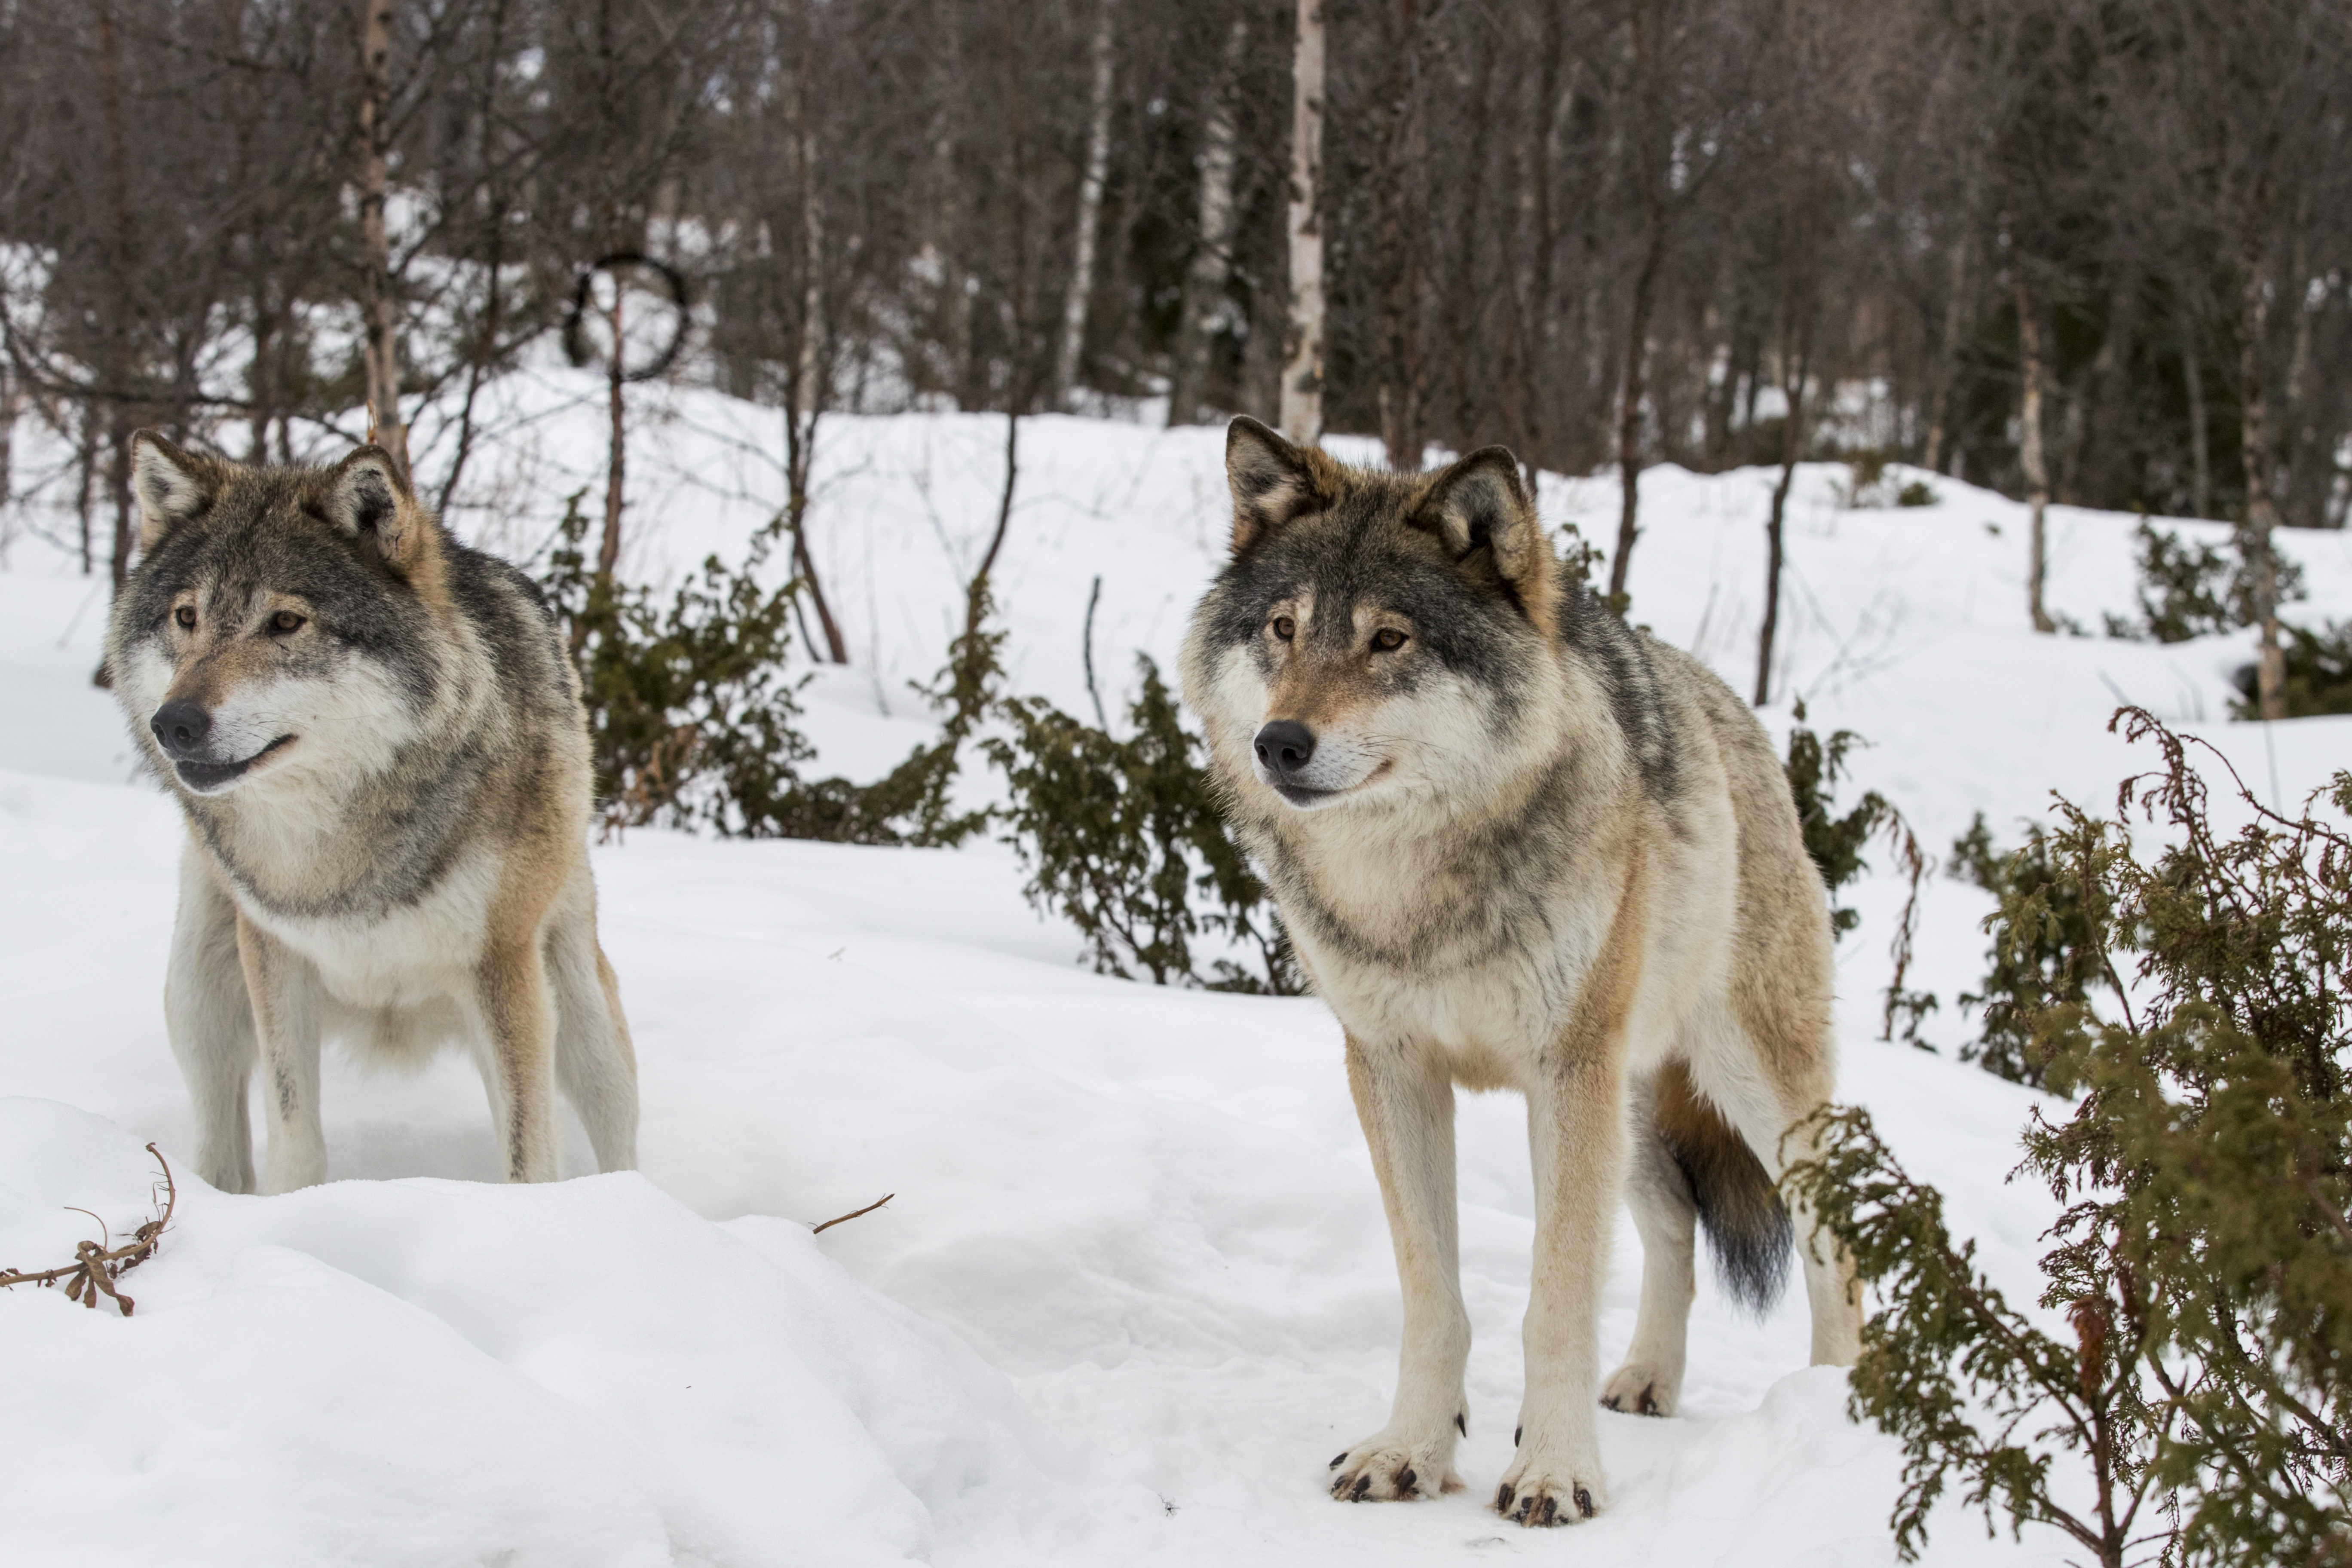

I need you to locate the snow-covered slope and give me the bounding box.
[5,379,2348,1566]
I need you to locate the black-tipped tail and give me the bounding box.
[1656,1063,1793,1313]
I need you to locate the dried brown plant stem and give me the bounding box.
[0,1143,178,1317]
[810,1192,894,1235]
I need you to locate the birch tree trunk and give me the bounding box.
[2283,226,2315,527]
[2015,279,2055,633]
[1280,0,1326,445]
[1052,0,1117,412]
[357,0,409,479]
[598,278,626,579]
[1167,16,1246,428]
[788,68,848,665]
[98,0,137,606]
[2240,250,2286,721]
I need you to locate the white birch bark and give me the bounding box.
[2016,279,2055,634]
[2241,253,2285,720]
[357,0,407,477]
[1280,0,1326,445]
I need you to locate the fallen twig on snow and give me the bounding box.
[0,1143,178,1317]
[811,1192,894,1235]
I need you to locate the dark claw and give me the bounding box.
[1513,1424,1522,1446]
[1495,1483,1515,1512]
[1535,1495,1558,1527]
[1398,1468,1416,1494]
[1455,1412,1467,1437]
[1600,1393,1620,1411]
[1638,1383,1658,1416]
[1574,1485,1595,1519]
[1330,1452,1347,1470]
[1349,1475,1371,1502]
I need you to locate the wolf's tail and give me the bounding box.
[1653,1062,1793,1313]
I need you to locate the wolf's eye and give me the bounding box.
[1272,616,1295,641]
[174,606,196,630]
[1372,628,1408,652]
[269,610,306,634]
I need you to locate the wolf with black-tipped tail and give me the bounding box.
[1182,418,1860,1527]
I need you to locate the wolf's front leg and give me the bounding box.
[1501,1045,1626,1526]
[1329,1032,1468,1502]
[167,853,257,1193]
[233,913,329,1193]
[475,936,558,1183]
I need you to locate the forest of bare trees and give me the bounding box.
[6,0,2352,595]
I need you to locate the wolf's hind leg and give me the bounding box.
[1327,1032,1468,1504]
[546,906,638,1174]
[1602,1071,1697,1418]
[233,913,330,1193]
[166,852,257,1194]
[1764,1105,1862,1367]
[473,932,560,1184]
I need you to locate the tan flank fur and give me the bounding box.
[1181,417,1862,1527]
[108,432,637,1193]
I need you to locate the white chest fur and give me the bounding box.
[1295,880,1612,1091]
[1290,811,1746,1093]
[243,847,503,1011]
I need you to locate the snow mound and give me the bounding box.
[0,1097,1081,1568]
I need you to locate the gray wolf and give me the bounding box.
[1180,417,1861,1526]
[106,433,638,1194]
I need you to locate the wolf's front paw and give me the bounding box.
[1326,1426,1463,1502]
[1599,1360,1679,1416]
[1493,1445,1608,1527]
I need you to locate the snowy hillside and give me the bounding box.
[6,374,2351,1566]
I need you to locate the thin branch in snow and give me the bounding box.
[811,1193,895,1235]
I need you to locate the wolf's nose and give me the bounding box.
[150,701,212,757]
[1254,720,1317,775]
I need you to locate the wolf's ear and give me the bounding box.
[130,431,229,551]
[1226,416,1332,555]
[322,447,429,573]
[1415,446,1557,628]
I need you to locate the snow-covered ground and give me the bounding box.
[6,375,2350,1566]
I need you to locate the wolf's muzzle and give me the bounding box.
[150,701,294,792]
[1255,720,1342,807]
[1254,720,1317,776]
[150,700,213,759]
